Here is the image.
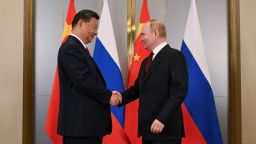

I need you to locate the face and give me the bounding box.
[140,23,156,51]
[81,18,98,44]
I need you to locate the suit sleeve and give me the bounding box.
[119,77,140,106]
[119,59,147,106]
[157,51,188,125]
[60,45,111,105]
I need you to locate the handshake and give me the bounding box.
[109,90,122,106]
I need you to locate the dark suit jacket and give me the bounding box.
[57,35,112,137]
[121,44,188,140]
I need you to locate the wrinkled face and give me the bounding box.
[81,18,98,44]
[140,23,156,51]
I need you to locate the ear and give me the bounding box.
[78,19,83,27]
[154,29,158,36]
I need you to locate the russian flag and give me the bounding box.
[93,0,130,143]
[181,0,223,144]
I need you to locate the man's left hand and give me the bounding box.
[150,119,165,134]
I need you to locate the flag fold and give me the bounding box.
[45,0,76,143]
[93,0,130,143]
[125,0,150,144]
[181,0,223,143]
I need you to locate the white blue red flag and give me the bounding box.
[181,0,223,144]
[93,0,130,143]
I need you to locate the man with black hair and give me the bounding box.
[57,9,120,144]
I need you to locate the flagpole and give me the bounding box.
[23,0,34,143]
[127,0,136,70]
[229,0,241,143]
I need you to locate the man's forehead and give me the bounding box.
[86,18,98,26]
[142,23,150,31]
[145,22,150,26]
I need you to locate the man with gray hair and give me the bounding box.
[114,19,188,144]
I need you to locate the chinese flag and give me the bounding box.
[124,0,150,144]
[45,0,76,143]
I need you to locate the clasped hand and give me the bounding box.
[109,90,122,106]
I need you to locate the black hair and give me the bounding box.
[72,9,99,28]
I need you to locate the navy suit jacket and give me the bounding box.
[57,35,112,137]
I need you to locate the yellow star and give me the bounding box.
[133,53,141,61]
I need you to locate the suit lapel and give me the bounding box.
[84,51,106,84]
[142,45,169,84]
[70,36,106,85]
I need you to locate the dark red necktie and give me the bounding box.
[85,48,90,55]
[145,52,154,72]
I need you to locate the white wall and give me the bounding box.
[0,1,24,144]
[35,0,228,143]
[240,0,256,143]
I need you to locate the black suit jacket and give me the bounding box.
[121,45,188,140]
[57,35,112,137]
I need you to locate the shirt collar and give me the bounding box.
[70,33,88,50]
[152,41,167,59]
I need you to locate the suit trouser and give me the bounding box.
[63,136,102,144]
[142,138,181,144]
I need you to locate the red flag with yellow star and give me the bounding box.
[45,0,76,143]
[125,0,150,143]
